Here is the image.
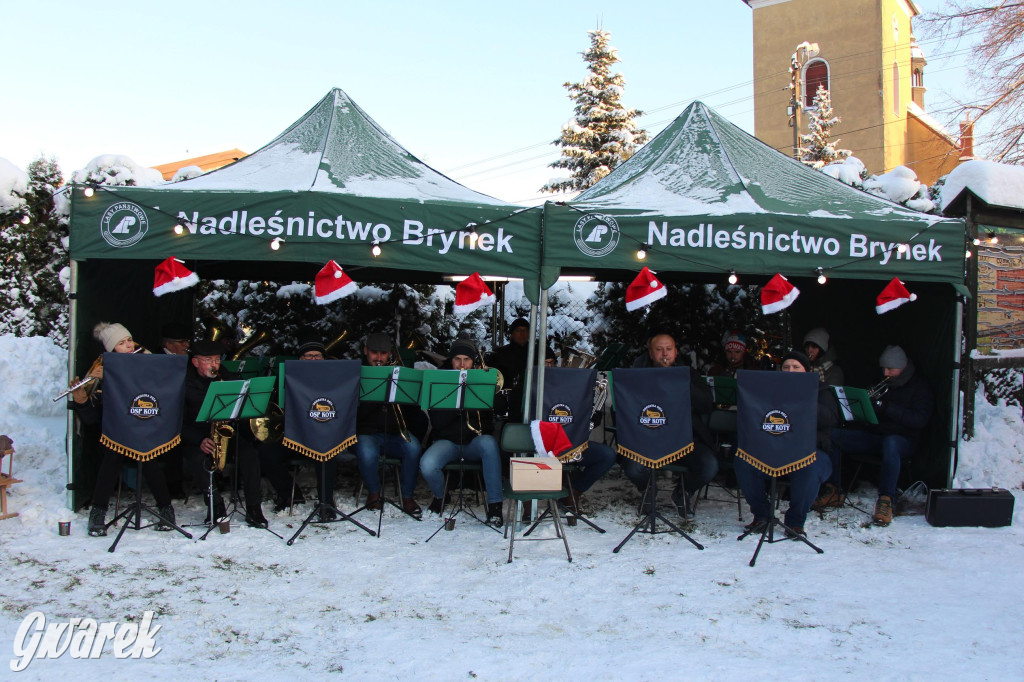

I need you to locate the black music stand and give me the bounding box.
[107,457,193,553]
[613,464,704,553]
[194,377,281,540]
[421,368,500,541]
[353,365,424,534]
[737,476,823,566]
[734,370,824,566]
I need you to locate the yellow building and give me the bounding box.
[743,0,963,186]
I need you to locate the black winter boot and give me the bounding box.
[154,505,176,531]
[88,505,108,537]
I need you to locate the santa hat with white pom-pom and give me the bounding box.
[314,260,357,305]
[875,278,917,314]
[453,272,495,315]
[153,257,199,297]
[625,267,667,312]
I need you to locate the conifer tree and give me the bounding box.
[542,29,648,194]
[799,86,851,169]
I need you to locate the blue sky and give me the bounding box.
[1,0,963,204]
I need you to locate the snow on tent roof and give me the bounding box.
[573,101,941,224]
[162,88,507,205]
[940,159,1024,214]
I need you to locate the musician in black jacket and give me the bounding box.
[819,345,933,526]
[181,340,268,528]
[618,332,719,518]
[419,338,504,526]
[734,350,836,536]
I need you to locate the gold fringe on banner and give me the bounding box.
[557,441,589,463]
[735,448,816,477]
[616,442,693,469]
[99,434,181,462]
[283,435,357,462]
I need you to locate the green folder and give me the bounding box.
[419,369,497,411]
[708,375,738,406]
[360,365,423,404]
[195,376,275,422]
[832,386,878,425]
[221,357,270,379]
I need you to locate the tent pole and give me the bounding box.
[522,297,538,424]
[949,295,964,487]
[963,194,979,439]
[66,259,79,511]
[534,287,549,422]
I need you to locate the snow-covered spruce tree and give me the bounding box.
[24,157,70,345]
[799,85,851,169]
[0,159,32,338]
[541,28,648,193]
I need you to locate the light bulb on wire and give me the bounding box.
[728,270,738,285]
[20,214,30,225]
[897,243,908,254]
[636,245,647,260]
[816,267,827,285]
[270,237,283,251]
[83,186,94,197]
[371,241,382,257]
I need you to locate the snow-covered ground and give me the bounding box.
[0,335,1021,679]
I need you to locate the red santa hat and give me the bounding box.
[530,420,573,459]
[453,272,495,315]
[875,278,917,314]
[761,273,800,314]
[625,267,667,312]
[314,260,357,305]
[153,257,199,297]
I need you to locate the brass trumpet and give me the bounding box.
[867,376,891,401]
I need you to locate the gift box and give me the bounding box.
[510,457,562,491]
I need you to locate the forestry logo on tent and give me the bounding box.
[761,409,791,436]
[128,394,160,419]
[308,398,337,422]
[100,202,149,248]
[573,214,619,258]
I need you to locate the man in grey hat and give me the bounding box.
[816,344,933,526]
[802,327,844,386]
[353,332,424,518]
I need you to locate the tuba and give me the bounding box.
[209,421,234,472]
[250,402,284,443]
[230,328,270,361]
[323,328,351,358]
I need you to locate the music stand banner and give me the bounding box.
[736,370,818,476]
[283,360,361,461]
[531,367,596,461]
[611,367,694,468]
[100,353,187,461]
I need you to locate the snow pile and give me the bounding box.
[170,165,204,182]
[957,386,1024,490]
[0,157,29,213]
[0,335,1022,677]
[863,165,933,211]
[940,158,1024,212]
[71,154,165,188]
[820,156,866,187]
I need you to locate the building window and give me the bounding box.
[803,59,829,108]
[893,63,900,115]
[912,68,923,88]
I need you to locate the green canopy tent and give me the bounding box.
[538,101,968,489]
[64,88,542,509]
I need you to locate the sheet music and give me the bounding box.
[230,379,251,419]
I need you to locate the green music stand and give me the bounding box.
[360,366,423,405]
[195,376,277,539]
[421,368,498,541]
[419,369,497,412]
[221,358,271,379]
[832,386,878,425]
[708,375,738,406]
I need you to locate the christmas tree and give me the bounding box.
[799,85,851,170]
[542,29,648,194]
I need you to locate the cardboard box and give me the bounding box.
[510,457,562,492]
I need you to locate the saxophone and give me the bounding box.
[208,421,234,472]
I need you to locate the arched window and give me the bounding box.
[912,68,923,88]
[893,62,900,115]
[803,59,829,108]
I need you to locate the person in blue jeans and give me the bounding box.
[819,345,933,526]
[353,332,424,518]
[420,338,504,526]
[734,350,836,537]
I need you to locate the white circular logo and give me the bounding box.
[573,213,620,258]
[100,202,149,248]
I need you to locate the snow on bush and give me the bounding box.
[0,158,29,213]
[71,154,165,187]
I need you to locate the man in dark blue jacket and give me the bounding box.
[819,345,933,526]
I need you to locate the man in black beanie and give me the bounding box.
[816,345,933,526]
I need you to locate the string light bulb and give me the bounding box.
[270,237,283,251]
[897,243,908,254]
[816,267,827,285]
[636,245,647,260]
[19,214,30,225]
[728,270,738,285]
[988,232,998,244]
[966,249,973,259]
[371,241,382,257]
[972,237,981,246]
[83,186,95,197]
